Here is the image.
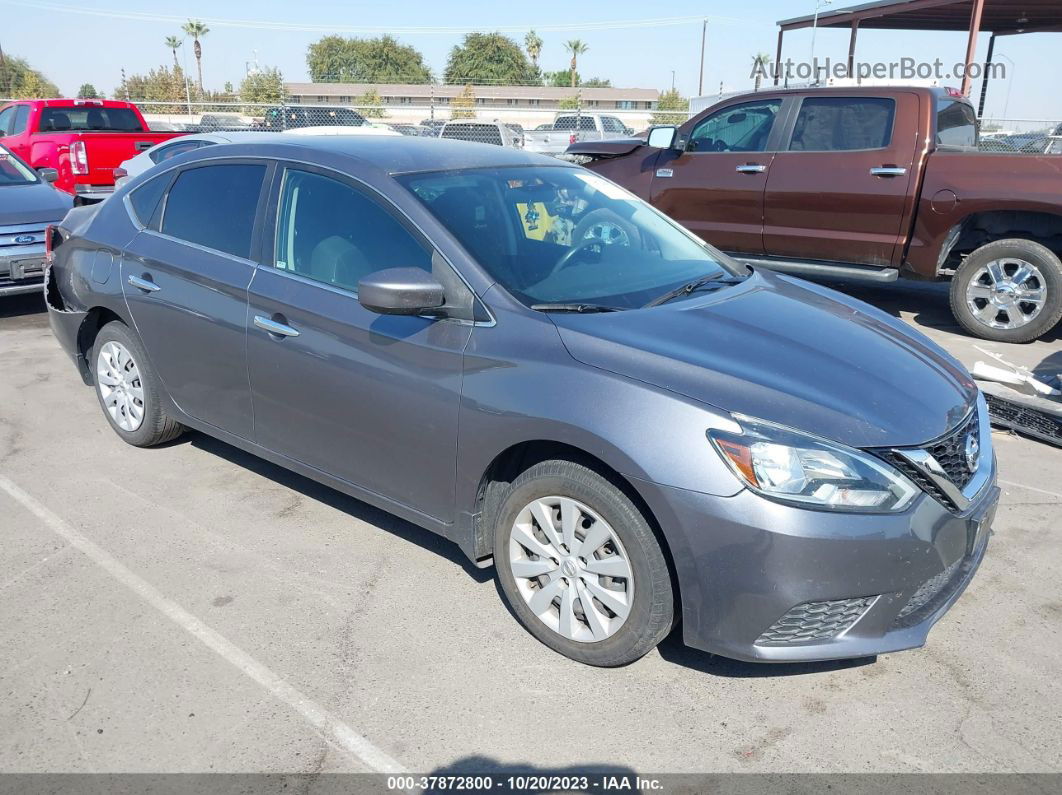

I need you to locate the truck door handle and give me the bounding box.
[127,274,161,292]
[735,164,767,174]
[870,166,907,177]
[254,315,300,338]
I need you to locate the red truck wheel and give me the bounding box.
[950,239,1062,343]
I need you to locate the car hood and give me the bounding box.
[0,182,72,226]
[550,270,977,448]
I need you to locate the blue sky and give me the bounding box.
[1,0,1058,122]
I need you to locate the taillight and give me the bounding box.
[70,140,89,175]
[569,133,577,145]
[113,167,128,181]
[45,225,56,263]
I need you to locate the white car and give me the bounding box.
[115,126,401,186]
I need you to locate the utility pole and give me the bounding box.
[671,70,676,91]
[698,18,708,96]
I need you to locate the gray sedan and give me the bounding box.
[0,144,71,296]
[44,137,998,667]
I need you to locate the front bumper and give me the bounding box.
[636,468,998,663]
[0,239,47,297]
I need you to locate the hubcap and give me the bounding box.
[96,341,145,432]
[508,496,634,643]
[965,258,1047,330]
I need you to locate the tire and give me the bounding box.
[949,239,1062,343]
[91,320,184,447]
[492,460,674,667]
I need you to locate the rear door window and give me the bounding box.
[788,97,895,151]
[161,163,266,258]
[150,139,209,164]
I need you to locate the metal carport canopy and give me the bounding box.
[774,0,1062,112]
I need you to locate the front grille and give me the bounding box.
[985,393,1062,448]
[896,557,962,620]
[882,452,957,509]
[756,596,876,646]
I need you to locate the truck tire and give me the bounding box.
[92,321,184,447]
[950,239,1062,343]
[493,459,674,667]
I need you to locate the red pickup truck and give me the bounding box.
[0,99,183,203]
[572,86,1062,343]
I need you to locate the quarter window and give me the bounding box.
[789,97,895,151]
[12,105,30,135]
[688,100,782,153]
[149,139,210,164]
[936,99,978,148]
[274,169,431,293]
[0,107,13,135]
[128,173,170,228]
[161,164,265,258]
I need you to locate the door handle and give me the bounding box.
[127,274,161,292]
[870,166,907,177]
[735,164,767,174]
[254,315,300,338]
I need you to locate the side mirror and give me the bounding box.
[38,167,59,183]
[358,267,446,316]
[647,126,678,149]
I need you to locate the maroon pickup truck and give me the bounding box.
[571,86,1062,342]
[0,99,183,204]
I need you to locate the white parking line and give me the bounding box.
[0,474,405,775]
[998,479,1062,501]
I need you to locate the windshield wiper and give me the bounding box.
[643,274,732,308]
[530,303,623,314]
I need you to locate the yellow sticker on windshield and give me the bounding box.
[517,202,555,241]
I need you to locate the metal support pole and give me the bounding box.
[977,32,996,118]
[961,0,986,96]
[698,18,708,96]
[774,30,784,85]
[847,20,860,78]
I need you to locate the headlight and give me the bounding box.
[707,416,919,513]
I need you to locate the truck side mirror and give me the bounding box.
[647,126,678,150]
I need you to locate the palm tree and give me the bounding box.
[165,35,183,71]
[181,19,209,94]
[563,39,588,88]
[751,52,772,91]
[524,30,543,69]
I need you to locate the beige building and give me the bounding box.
[283,82,661,128]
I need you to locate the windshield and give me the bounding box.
[0,145,37,185]
[39,107,144,132]
[398,166,742,309]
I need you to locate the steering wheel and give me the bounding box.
[550,238,603,276]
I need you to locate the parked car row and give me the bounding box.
[44,135,999,668]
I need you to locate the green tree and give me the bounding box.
[524,30,543,69]
[76,83,99,98]
[239,67,285,112]
[580,77,611,88]
[181,19,209,94]
[306,35,431,83]
[450,84,476,119]
[118,65,190,113]
[444,32,538,85]
[751,52,771,91]
[558,96,579,110]
[563,39,589,88]
[545,70,610,88]
[0,56,59,98]
[356,87,386,118]
[651,87,689,125]
[165,36,183,71]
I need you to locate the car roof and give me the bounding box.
[187,135,564,175]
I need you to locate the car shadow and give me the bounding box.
[422,756,637,793]
[186,431,494,585]
[0,291,46,319]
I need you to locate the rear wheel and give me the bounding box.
[950,239,1062,342]
[493,460,673,667]
[92,321,184,447]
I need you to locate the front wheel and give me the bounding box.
[949,239,1062,343]
[493,460,674,667]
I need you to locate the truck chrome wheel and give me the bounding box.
[96,341,145,432]
[508,496,634,643]
[965,258,1047,330]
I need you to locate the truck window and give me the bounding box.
[554,116,597,132]
[12,105,30,135]
[688,100,782,153]
[788,97,895,151]
[936,100,978,148]
[39,107,144,133]
[0,107,14,137]
[442,123,504,146]
[601,116,627,133]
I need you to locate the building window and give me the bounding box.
[528,99,540,106]
[616,100,635,110]
[506,98,517,105]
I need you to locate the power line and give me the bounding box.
[0,1,772,34]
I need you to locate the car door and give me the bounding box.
[245,165,470,523]
[762,93,920,266]
[121,159,270,439]
[648,98,785,255]
[2,104,32,162]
